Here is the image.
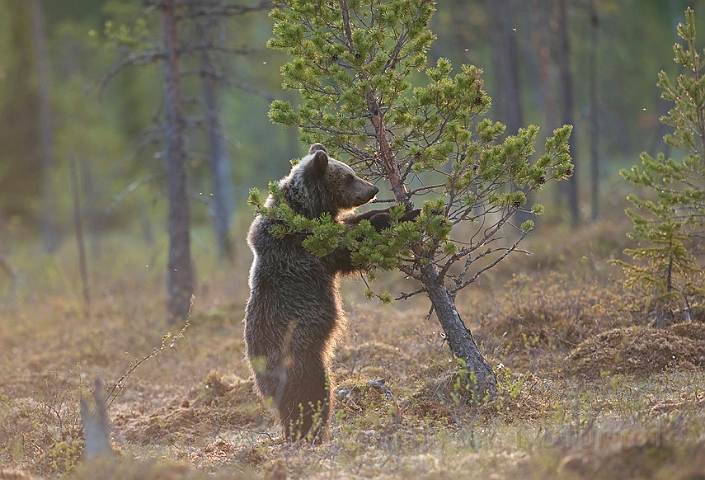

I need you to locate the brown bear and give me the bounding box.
[244,143,415,441]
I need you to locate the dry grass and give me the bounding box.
[1,219,705,479]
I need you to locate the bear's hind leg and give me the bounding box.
[277,355,331,441]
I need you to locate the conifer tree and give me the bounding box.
[617,8,705,318]
[258,0,573,398]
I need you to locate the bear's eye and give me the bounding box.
[345,173,356,183]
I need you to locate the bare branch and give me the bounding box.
[106,310,191,406]
[449,231,529,294]
[177,0,274,19]
[142,0,273,17]
[180,44,258,56]
[101,50,164,92]
[103,173,166,216]
[395,287,425,301]
[409,183,445,196]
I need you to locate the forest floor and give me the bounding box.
[1,215,705,479]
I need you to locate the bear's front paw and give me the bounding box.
[369,213,393,231]
[400,208,422,222]
[369,208,421,231]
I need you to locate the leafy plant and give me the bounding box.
[257,0,573,397]
[616,8,705,318]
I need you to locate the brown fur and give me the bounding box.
[244,144,413,440]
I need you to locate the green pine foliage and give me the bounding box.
[618,8,705,312]
[255,0,572,299]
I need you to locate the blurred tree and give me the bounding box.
[161,0,194,323]
[69,155,90,315]
[265,0,573,398]
[588,0,599,221]
[30,0,58,251]
[484,0,532,225]
[0,2,42,223]
[104,0,273,246]
[556,0,579,225]
[99,0,275,319]
[484,0,522,137]
[184,0,273,259]
[196,16,236,261]
[528,0,557,144]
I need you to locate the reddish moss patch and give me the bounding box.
[565,326,705,377]
[668,321,705,342]
[478,274,631,357]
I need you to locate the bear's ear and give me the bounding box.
[310,150,328,178]
[308,143,327,155]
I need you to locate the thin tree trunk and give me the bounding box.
[69,155,90,317]
[366,93,410,206]
[199,20,235,261]
[81,160,102,261]
[556,0,579,225]
[423,264,497,398]
[588,0,599,222]
[162,0,195,323]
[29,0,57,251]
[369,89,496,397]
[138,199,155,246]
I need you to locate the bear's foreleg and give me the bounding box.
[343,207,421,231]
[324,207,421,273]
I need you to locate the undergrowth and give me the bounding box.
[1,214,704,479]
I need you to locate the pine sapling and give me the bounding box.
[617,7,705,320]
[256,0,573,399]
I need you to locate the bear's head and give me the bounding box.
[278,144,379,219]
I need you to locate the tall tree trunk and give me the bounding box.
[530,0,557,134]
[485,0,523,136]
[556,0,579,225]
[0,3,40,221]
[530,0,563,208]
[588,0,600,222]
[199,20,235,261]
[485,0,530,225]
[161,0,195,323]
[29,0,57,251]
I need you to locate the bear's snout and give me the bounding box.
[360,185,379,203]
[351,185,378,207]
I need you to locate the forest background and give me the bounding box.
[0,0,689,257]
